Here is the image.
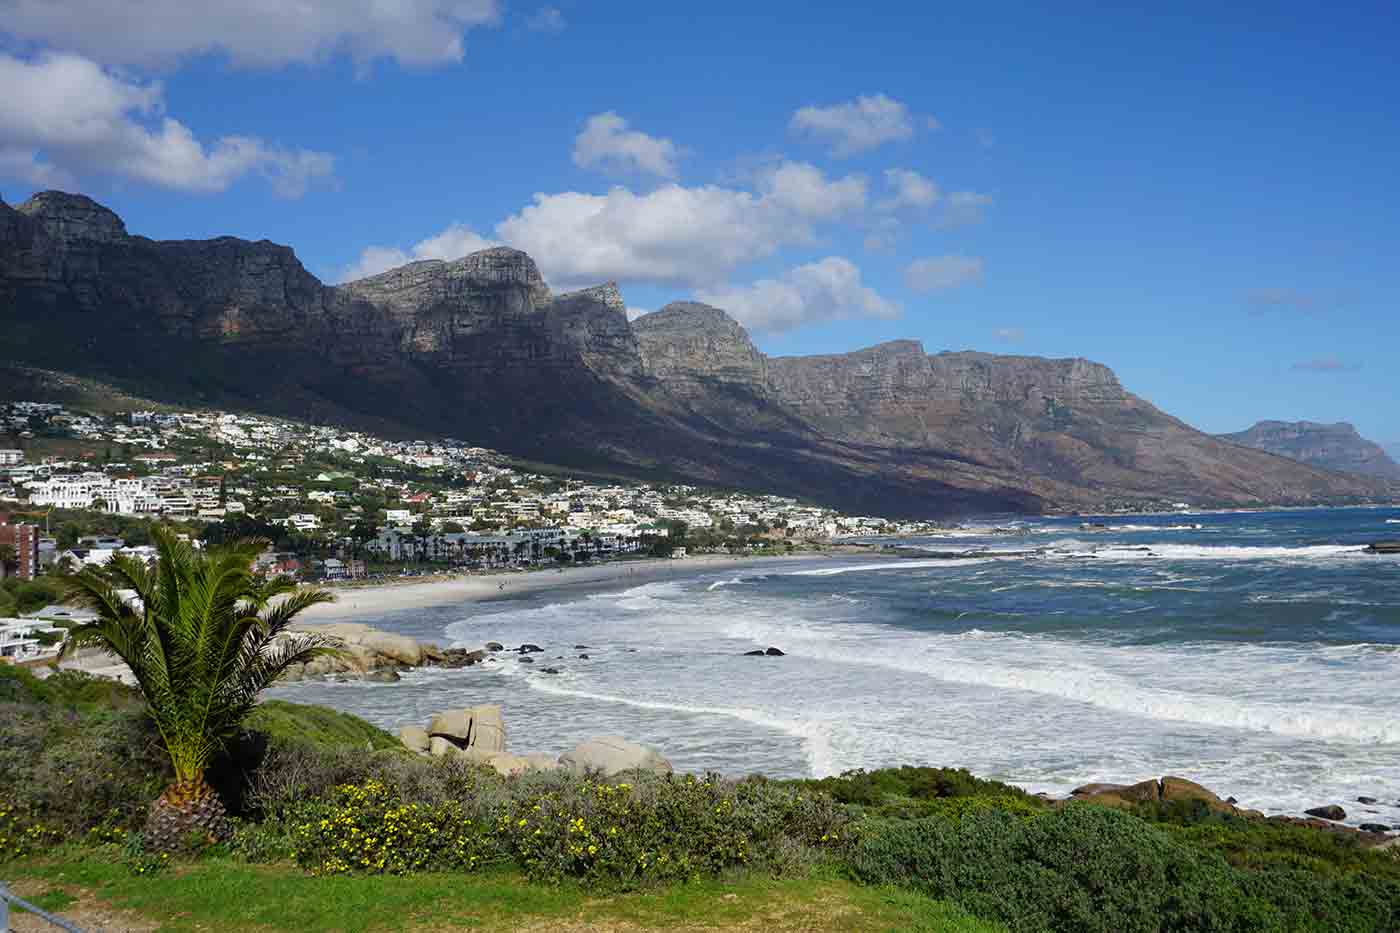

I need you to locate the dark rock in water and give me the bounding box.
[439,648,487,668]
[1358,796,1379,805]
[541,667,561,675]
[365,669,401,683]
[485,641,504,651]
[764,646,786,656]
[578,653,590,659]
[624,648,638,653]
[1360,823,1392,833]
[519,644,544,653]
[573,644,591,649]
[743,649,766,656]
[518,656,534,664]
[1305,805,1347,821]
[1365,541,1400,554]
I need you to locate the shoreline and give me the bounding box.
[297,552,852,622]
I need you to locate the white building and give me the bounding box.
[0,450,23,466]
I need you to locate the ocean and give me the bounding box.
[268,506,1400,827]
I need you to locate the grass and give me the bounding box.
[5,855,1006,933]
[244,700,403,751]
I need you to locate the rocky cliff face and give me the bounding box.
[1218,421,1400,481]
[2,190,1391,516]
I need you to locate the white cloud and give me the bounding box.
[993,327,1024,343]
[790,94,921,157]
[340,222,497,281]
[495,162,866,288]
[940,190,993,227]
[1,0,502,68]
[0,147,75,188]
[527,6,567,32]
[756,161,866,218]
[572,112,681,179]
[696,257,899,333]
[904,255,984,292]
[0,52,335,196]
[878,168,939,212]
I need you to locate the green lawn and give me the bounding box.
[5,855,1006,933]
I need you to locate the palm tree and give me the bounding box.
[61,527,339,851]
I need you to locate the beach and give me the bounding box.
[298,552,844,622]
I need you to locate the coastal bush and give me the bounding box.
[0,674,167,839]
[789,766,1046,821]
[497,772,848,885]
[1135,798,1400,884]
[849,804,1256,933]
[270,769,848,887]
[288,778,501,875]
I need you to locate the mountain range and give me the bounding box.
[1218,421,1400,481]
[2,190,1393,517]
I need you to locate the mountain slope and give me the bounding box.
[2,190,1391,516]
[1218,421,1400,481]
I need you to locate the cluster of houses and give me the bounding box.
[0,400,944,582]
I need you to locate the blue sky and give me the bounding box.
[2,1,1396,450]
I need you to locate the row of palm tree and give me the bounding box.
[60,527,339,850]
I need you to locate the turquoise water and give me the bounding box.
[272,506,1400,826]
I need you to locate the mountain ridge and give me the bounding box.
[1218,420,1400,481]
[2,190,1391,516]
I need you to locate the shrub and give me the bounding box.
[791,766,1044,819]
[273,770,848,887]
[288,778,501,875]
[850,803,1254,933]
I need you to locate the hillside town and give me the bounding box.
[0,399,941,592]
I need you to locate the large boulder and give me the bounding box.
[359,631,424,667]
[426,705,506,753]
[558,736,673,776]
[399,725,430,753]
[1070,778,1161,810]
[428,709,474,742]
[1160,776,1232,812]
[1305,805,1347,821]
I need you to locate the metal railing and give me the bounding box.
[0,882,85,932]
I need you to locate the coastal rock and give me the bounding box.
[519,644,544,654]
[365,669,400,683]
[439,647,487,668]
[577,653,589,659]
[399,726,430,754]
[429,736,457,758]
[541,667,561,674]
[485,642,504,651]
[764,646,785,656]
[743,649,766,656]
[1365,541,1400,554]
[1360,823,1391,833]
[574,644,591,649]
[426,704,506,753]
[1358,796,1378,805]
[359,631,423,667]
[1160,776,1232,812]
[559,736,673,776]
[1305,805,1347,821]
[519,656,534,664]
[1070,778,1161,810]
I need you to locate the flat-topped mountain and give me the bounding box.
[2,190,1391,516]
[1218,421,1400,481]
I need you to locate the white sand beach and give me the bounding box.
[297,553,841,622]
